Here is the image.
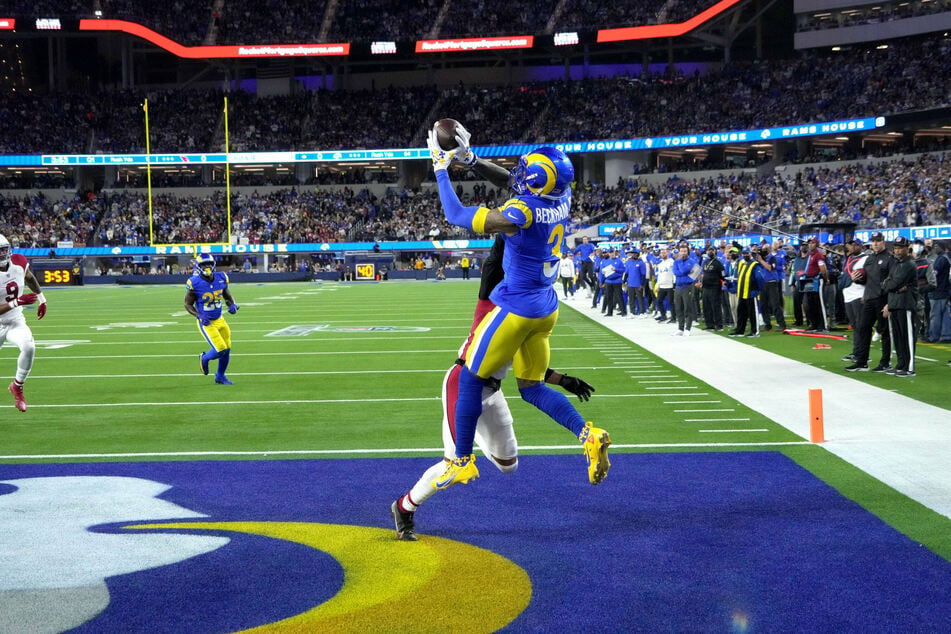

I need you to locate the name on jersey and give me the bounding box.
[534,200,571,225]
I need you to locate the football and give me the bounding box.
[852,268,867,283]
[434,118,461,151]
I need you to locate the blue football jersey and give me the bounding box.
[186,271,230,320]
[490,192,571,318]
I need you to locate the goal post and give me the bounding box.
[143,95,233,248]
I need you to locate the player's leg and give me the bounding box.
[198,320,224,367]
[392,364,461,539]
[435,308,523,488]
[452,307,520,456]
[198,319,232,384]
[214,319,233,383]
[392,365,517,540]
[512,313,584,437]
[513,313,611,485]
[6,323,35,412]
[475,387,518,473]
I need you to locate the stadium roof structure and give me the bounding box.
[1,0,790,80]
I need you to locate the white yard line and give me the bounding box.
[0,440,812,461]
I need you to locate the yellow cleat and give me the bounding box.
[431,454,480,490]
[579,422,611,485]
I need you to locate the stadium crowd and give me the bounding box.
[3,151,950,249]
[0,34,948,157]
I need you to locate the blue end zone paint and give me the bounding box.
[72,532,342,634]
[2,452,950,631]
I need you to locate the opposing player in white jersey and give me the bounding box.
[0,234,48,412]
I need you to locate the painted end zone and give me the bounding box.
[0,453,949,631]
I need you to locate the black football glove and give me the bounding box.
[559,374,595,402]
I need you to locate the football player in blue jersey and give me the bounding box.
[426,122,612,489]
[184,253,239,385]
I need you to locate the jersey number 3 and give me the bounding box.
[543,224,564,281]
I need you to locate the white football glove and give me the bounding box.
[427,129,457,172]
[453,122,478,166]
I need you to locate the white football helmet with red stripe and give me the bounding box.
[0,234,10,267]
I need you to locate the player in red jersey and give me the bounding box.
[0,234,47,412]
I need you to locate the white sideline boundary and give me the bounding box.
[562,297,951,520]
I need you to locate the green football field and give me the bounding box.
[3,280,951,560]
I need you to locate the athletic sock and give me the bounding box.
[407,461,447,509]
[452,368,484,457]
[216,349,231,378]
[519,382,586,437]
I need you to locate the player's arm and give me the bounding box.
[23,267,47,319]
[545,369,595,402]
[453,122,511,188]
[433,170,517,235]
[430,127,519,235]
[183,288,201,319]
[0,292,37,315]
[470,157,511,189]
[223,286,240,314]
[24,268,42,294]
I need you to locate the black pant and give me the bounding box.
[803,284,827,330]
[735,295,758,335]
[561,277,574,298]
[854,296,891,366]
[846,299,863,356]
[580,261,596,291]
[763,281,786,330]
[889,308,917,372]
[656,287,674,318]
[702,286,723,328]
[461,267,470,280]
[604,283,625,316]
[628,285,646,314]
[792,287,805,327]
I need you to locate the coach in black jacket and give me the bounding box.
[848,232,895,372]
[882,236,919,377]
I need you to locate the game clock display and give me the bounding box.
[34,265,81,285]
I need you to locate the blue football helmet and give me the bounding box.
[509,147,574,200]
[196,253,215,277]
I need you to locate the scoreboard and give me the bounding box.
[32,263,82,286]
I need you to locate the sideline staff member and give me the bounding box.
[847,232,894,372]
[882,236,918,377]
